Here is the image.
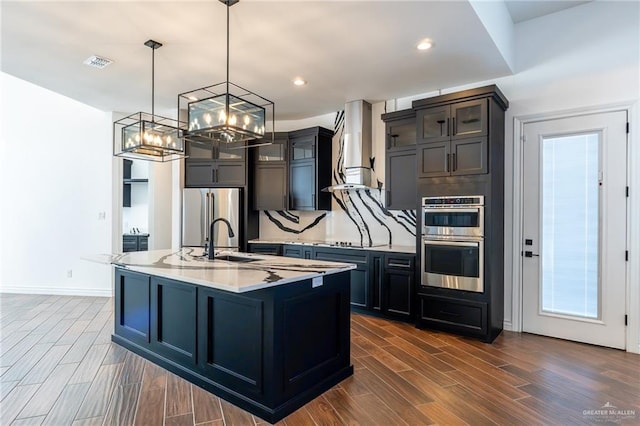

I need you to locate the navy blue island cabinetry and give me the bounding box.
[111,249,354,423]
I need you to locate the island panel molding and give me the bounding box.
[111,249,354,423]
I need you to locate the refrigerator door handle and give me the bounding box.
[204,192,210,243]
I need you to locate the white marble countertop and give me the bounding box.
[107,248,356,293]
[249,239,416,254]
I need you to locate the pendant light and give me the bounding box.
[113,40,186,162]
[178,0,274,149]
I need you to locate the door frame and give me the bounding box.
[511,102,639,353]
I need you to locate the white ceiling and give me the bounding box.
[1,1,589,121]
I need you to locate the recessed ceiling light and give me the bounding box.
[417,40,433,51]
[293,78,307,86]
[83,55,113,69]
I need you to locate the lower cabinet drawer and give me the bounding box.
[123,236,138,252]
[420,295,487,335]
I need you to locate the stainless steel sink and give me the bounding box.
[214,254,260,263]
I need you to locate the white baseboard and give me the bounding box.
[503,320,514,332]
[0,286,112,298]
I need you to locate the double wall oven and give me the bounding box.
[421,196,484,293]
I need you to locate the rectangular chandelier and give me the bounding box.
[178,81,274,148]
[114,112,186,162]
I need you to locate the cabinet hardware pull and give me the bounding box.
[388,262,410,268]
[452,153,457,172]
[446,117,450,136]
[452,117,456,136]
[446,153,450,172]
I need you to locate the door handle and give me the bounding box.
[524,251,539,257]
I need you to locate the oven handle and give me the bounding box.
[422,208,481,214]
[423,239,480,247]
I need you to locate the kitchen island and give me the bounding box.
[111,248,355,423]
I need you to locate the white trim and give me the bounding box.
[626,102,640,354]
[503,320,514,331]
[511,102,639,353]
[0,287,112,298]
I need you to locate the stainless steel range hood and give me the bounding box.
[323,100,378,192]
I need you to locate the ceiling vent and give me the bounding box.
[83,55,113,69]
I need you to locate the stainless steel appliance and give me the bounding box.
[182,188,240,251]
[422,195,484,237]
[421,196,484,292]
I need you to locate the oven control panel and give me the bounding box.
[422,196,484,206]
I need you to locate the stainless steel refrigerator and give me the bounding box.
[182,188,241,250]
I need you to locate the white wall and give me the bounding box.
[0,72,113,296]
[148,161,174,250]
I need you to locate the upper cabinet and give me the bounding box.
[253,132,288,211]
[413,86,507,179]
[382,109,417,210]
[185,140,246,187]
[288,126,333,211]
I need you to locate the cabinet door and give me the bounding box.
[150,277,197,366]
[303,247,313,259]
[114,269,150,346]
[283,245,303,258]
[290,137,315,161]
[418,141,450,178]
[254,163,287,210]
[123,235,138,252]
[451,137,488,176]
[387,117,416,150]
[256,134,287,162]
[384,254,414,319]
[186,140,215,159]
[386,149,417,210]
[138,236,148,251]
[314,248,369,308]
[418,105,450,143]
[197,288,264,397]
[217,144,246,161]
[123,183,131,208]
[216,161,246,186]
[371,254,384,312]
[451,99,487,139]
[185,162,216,187]
[290,160,315,210]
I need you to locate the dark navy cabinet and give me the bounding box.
[114,269,150,347]
[123,234,149,252]
[288,127,333,211]
[413,85,508,343]
[382,109,417,210]
[185,140,246,187]
[112,267,352,423]
[253,132,288,211]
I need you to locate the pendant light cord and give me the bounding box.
[225,0,230,122]
[151,44,155,123]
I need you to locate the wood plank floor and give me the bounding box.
[1,293,639,425]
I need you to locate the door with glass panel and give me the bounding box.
[522,111,627,349]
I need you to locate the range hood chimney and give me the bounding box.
[323,100,377,192]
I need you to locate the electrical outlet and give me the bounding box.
[98,211,106,220]
[67,270,73,278]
